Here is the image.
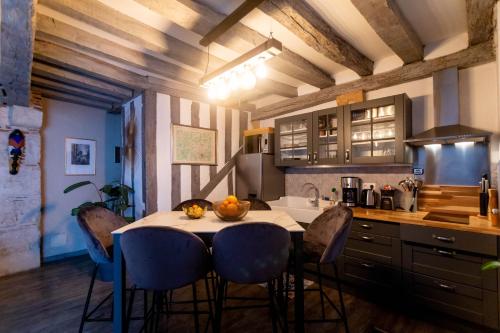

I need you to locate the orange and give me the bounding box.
[223,200,230,206]
[226,195,238,204]
[226,203,238,216]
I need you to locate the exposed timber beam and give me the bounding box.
[258,80,297,98]
[259,0,373,76]
[135,0,334,88]
[31,75,123,104]
[351,0,423,64]
[0,0,36,106]
[31,61,133,99]
[466,0,496,46]
[37,87,114,110]
[252,40,495,120]
[200,0,266,47]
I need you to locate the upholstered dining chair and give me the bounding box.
[120,226,212,333]
[286,205,353,333]
[212,222,291,333]
[244,198,272,211]
[76,206,129,333]
[173,199,213,211]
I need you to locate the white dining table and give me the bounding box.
[111,210,306,333]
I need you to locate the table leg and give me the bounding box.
[113,234,126,333]
[293,233,304,333]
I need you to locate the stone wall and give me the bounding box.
[0,105,42,276]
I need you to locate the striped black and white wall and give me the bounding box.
[156,93,250,211]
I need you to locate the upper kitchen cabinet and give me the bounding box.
[275,113,313,166]
[344,94,412,164]
[312,106,344,165]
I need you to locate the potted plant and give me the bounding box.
[63,181,135,222]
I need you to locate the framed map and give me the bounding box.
[171,124,217,165]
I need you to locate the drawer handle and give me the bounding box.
[361,236,374,242]
[432,234,455,243]
[433,248,456,257]
[361,263,375,269]
[434,281,456,292]
[361,224,372,230]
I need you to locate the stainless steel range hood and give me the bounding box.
[404,67,491,146]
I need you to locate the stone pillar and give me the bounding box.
[0,105,43,276]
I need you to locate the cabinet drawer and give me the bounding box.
[405,272,499,328]
[345,231,400,266]
[401,224,497,256]
[339,255,401,289]
[352,218,400,237]
[402,243,497,290]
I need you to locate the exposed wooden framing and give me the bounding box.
[259,0,373,76]
[252,40,495,120]
[225,91,269,106]
[135,0,334,88]
[31,75,123,104]
[37,87,114,110]
[466,0,496,46]
[257,80,297,98]
[199,0,266,47]
[31,61,133,99]
[351,0,423,64]
[0,0,36,106]
[142,90,158,215]
[36,14,199,86]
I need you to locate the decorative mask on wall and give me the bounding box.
[8,129,25,175]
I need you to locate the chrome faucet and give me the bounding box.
[302,182,320,207]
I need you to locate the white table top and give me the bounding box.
[112,210,305,235]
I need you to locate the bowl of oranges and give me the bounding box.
[212,195,251,221]
[182,203,207,219]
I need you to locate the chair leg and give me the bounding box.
[79,263,99,333]
[204,276,214,333]
[316,263,326,320]
[125,286,136,333]
[214,278,226,333]
[333,263,349,333]
[267,280,278,333]
[192,283,200,333]
[143,290,148,332]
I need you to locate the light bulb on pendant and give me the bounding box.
[215,80,229,100]
[207,84,217,100]
[228,72,240,91]
[241,69,256,90]
[255,62,267,79]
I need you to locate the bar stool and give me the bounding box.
[212,222,290,333]
[120,226,212,333]
[286,205,353,332]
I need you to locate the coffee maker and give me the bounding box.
[341,177,360,207]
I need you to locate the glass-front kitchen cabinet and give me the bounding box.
[274,94,412,166]
[344,94,412,164]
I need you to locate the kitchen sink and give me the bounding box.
[423,212,470,225]
[267,196,330,223]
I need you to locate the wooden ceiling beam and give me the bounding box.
[252,40,495,120]
[31,61,133,99]
[259,0,373,76]
[135,0,334,88]
[200,0,266,47]
[351,0,423,64]
[466,0,496,46]
[257,80,297,98]
[31,75,123,104]
[37,87,114,110]
[0,0,36,106]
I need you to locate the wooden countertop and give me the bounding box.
[352,207,500,236]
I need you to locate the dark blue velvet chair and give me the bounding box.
[120,226,212,333]
[212,222,290,333]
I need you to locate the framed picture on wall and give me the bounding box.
[171,124,217,165]
[65,138,96,175]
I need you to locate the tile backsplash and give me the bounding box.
[285,166,413,206]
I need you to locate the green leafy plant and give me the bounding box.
[482,261,500,271]
[63,181,135,223]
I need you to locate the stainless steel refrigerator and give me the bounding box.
[236,153,284,201]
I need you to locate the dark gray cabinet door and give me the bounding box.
[274,113,313,167]
[312,106,344,165]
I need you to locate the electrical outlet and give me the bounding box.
[362,182,376,190]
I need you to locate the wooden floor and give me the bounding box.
[0,256,461,333]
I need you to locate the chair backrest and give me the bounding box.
[213,222,290,284]
[304,205,353,264]
[120,226,211,291]
[244,198,272,211]
[77,206,127,264]
[173,199,213,211]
